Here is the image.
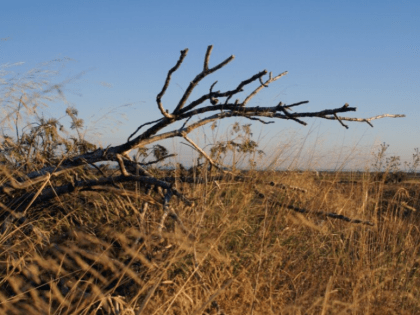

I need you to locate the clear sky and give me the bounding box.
[1,0,419,169]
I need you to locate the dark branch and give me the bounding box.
[203,45,212,72]
[179,70,266,114]
[174,45,235,113]
[156,48,189,118]
[284,100,309,109]
[128,117,163,142]
[15,175,193,211]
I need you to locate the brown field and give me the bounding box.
[1,167,420,315]
[0,46,414,314]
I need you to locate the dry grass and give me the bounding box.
[0,167,419,315]
[1,51,415,314]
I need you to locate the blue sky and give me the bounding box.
[1,0,419,169]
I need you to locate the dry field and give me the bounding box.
[1,167,419,314]
[0,46,413,314]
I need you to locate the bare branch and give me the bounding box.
[334,113,349,129]
[179,70,266,114]
[364,119,374,127]
[123,159,154,177]
[17,175,193,210]
[112,104,371,151]
[242,116,274,124]
[180,116,193,130]
[174,46,235,113]
[259,76,269,87]
[138,154,177,166]
[209,81,218,93]
[323,113,406,125]
[127,117,163,142]
[203,45,213,72]
[209,80,219,105]
[284,100,309,109]
[181,132,228,172]
[116,153,130,176]
[242,71,288,106]
[156,48,189,119]
[289,104,357,118]
[277,102,307,126]
[224,70,268,106]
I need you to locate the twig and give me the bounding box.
[116,153,130,176]
[140,154,177,167]
[259,76,269,87]
[16,175,193,211]
[242,71,288,106]
[224,70,268,106]
[181,132,229,173]
[174,45,235,113]
[123,159,154,176]
[278,102,307,126]
[323,113,406,124]
[203,45,213,72]
[283,100,309,109]
[179,70,266,113]
[127,117,163,142]
[364,119,374,127]
[242,116,274,124]
[180,116,192,130]
[334,113,349,129]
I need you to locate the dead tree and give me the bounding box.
[0,45,405,226]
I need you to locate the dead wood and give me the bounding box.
[1,45,404,230]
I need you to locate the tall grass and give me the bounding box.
[1,59,419,314]
[0,164,419,314]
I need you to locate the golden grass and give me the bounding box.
[1,169,420,314]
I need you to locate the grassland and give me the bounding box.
[1,166,419,314]
[0,47,414,314]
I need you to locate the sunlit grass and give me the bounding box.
[0,56,417,314]
[1,164,419,314]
